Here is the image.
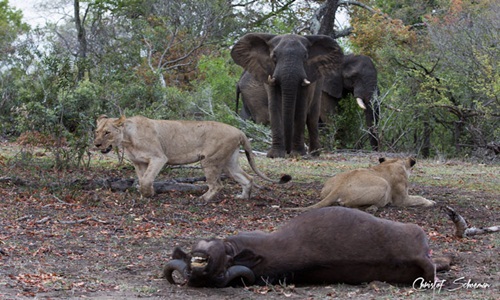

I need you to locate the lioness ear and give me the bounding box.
[379,157,386,164]
[409,157,416,167]
[97,115,108,123]
[114,115,126,127]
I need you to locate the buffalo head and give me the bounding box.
[163,239,255,287]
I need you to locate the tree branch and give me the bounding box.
[249,0,296,28]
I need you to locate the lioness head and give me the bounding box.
[379,157,416,178]
[94,115,126,154]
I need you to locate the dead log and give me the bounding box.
[153,181,207,194]
[443,205,499,238]
[0,175,208,195]
[73,176,208,194]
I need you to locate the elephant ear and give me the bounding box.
[304,35,344,82]
[231,33,277,83]
[323,70,343,98]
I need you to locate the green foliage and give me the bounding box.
[1,0,498,162]
[198,52,240,109]
[195,51,241,125]
[320,97,365,151]
[0,0,29,60]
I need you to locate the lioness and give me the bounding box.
[293,157,435,211]
[94,115,291,200]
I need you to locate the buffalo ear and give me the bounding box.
[233,249,263,269]
[172,247,189,260]
[379,157,386,164]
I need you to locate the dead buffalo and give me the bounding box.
[164,207,445,287]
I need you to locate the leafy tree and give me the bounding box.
[350,0,499,158]
[0,0,29,62]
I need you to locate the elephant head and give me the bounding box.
[231,33,343,158]
[321,54,380,150]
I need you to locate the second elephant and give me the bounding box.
[231,33,343,158]
[236,54,380,151]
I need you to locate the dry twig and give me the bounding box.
[443,205,499,237]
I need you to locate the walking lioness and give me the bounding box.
[94,115,291,200]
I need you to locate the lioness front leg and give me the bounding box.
[404,195,436,207]
[133,162,148,187]
[137,157,167,197]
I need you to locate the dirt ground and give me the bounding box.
[0,148,498,299]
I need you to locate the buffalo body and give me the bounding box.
[164,207,437,287]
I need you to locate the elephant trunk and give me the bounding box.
[280,80,299,154]
[273,60,308,154]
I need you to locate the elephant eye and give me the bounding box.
[271,53,277,63]
[104,131,110,135]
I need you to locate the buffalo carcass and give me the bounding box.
[164,207,445,287]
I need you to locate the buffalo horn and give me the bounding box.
[163,259,188,284]
[356,98,367,110]
[221,265,256,287]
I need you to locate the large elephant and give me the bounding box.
[321,54,380,150]
[231,33,343,158]
[236,53,380,151]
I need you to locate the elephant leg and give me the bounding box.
[307,83,322,156]
[266,84,286,158]
[307,114,320,156]
[364,98,380,151]
[290,88,309,156]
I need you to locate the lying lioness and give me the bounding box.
[94,115,291,200]
[293,157,435,211]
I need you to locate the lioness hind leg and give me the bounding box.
[225,151,253,199]
[200,165,223,202]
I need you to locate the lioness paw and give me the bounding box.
[425,200,436,206]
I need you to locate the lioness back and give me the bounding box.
[123,116,245,165]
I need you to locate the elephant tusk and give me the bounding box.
[268,75,276,86]
[356,98,367,110]
[302,79,311,86]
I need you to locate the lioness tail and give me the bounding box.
[240,134,291,184]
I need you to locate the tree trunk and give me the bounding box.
[318,0,340,36]
[422,120,431,158]
[74,0,87,81]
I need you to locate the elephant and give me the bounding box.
[236,71,270,126]
[236,53,380,151]
[231,33,343,158]
[320,54,380,150]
